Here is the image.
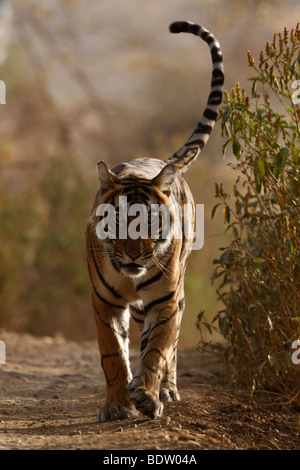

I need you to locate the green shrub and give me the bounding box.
[0,153,92,338]
[210,24,300,403]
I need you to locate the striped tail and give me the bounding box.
[165,21,224,173]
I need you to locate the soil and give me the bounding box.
[0,330,299,451]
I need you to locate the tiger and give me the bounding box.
[86,21,224,421]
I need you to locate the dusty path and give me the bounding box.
[0,331,299,450]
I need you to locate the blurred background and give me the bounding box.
[0,0,299,347]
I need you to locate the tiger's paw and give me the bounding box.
[128,382,164,419]
[159,387,180,403]
[98,402,139,422]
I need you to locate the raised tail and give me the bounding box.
[165,21,224,173]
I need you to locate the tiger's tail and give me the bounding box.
[165,21,224,174]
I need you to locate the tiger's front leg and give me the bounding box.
[160,350,181,403]
[92,292,138,422]
[129,300,182,419]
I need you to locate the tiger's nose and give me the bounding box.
[126,251,141,260]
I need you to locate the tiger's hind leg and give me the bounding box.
[92,292,138,422]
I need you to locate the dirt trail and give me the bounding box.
[0,330,299,450]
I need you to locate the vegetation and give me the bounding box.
[0,153,92,338]
[208,24,300,404]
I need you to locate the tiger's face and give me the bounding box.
[95,161,176,278]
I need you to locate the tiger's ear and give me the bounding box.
[152,164,176,196]
[97,160,117,191]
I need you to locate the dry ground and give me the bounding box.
[0,330,299,451]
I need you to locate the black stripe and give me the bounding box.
[142,348,167,362]
[90,244,122,299]
[140,328,150,353]
[208,90,223,105]
[186,139,205,150]
[146,332,162,344]
[178,151,198,167]
[88,258,124,308]
[108,252,121,272]
[144,290,175,314]
[136,250,173,290]
[200,30,209,41]
[211,78,224,87]
[129,304,145,323]
[211,46,222,63]
[131,315,144,324]
[200,31,215,44]
[169,21,189,33]
[205,35,215,45]
[209,90,223,99]
[178,298,185,310]
[212,68,224,78]
[92,284,125,309]
[180,226,187,256]
[173,149,198,168]
[97,314,128,338]
[203,108,218,121]
[208,98,222,106]
[123,191,150,205]
[101,352,122,386]
[101,350,123,361]
[149,308,178,334]
[119,178,152,186]
[130,304,144,314]
[141,326,151,339]
[136,268,164,291]
[211,69,224,87]
[196,122,213,135]
[212,54,223,65]
[176,186,186,205]
[190,24,200,35]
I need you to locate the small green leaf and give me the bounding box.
[218,314,227,335]
[232,225,239,238]
[254,158,265,193]
[210,266,219,284]
[225,204,231,223]
[232,140,241,160]
[284,237,294,255]
[197,310,205,322]
[276,147,288,168]
[220,250,231,267]
[257,158,265,178]
[222,106,231,123]
[211,203,221,220]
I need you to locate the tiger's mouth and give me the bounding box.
[119,262,146,276]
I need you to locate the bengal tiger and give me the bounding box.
[86,21,224,421]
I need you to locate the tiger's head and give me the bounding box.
[94,160,177,278]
